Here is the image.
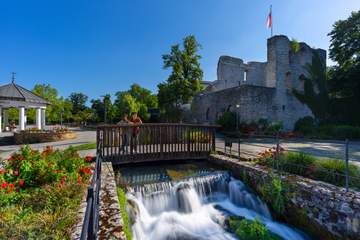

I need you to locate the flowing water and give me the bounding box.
[115,162,309,240]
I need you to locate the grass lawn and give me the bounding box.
[71,142,96,151]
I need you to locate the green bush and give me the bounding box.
[264,121,283,135]
[258,151,360,189]
[261,174,287,215]
[296,122,360,139]
[229,218,281,240]
[279,152,316,176]
[331,125,360,139]
[217,111,236,131]
[0,146,94,239]
[258,118,270,132]
[294,116,316,135]
[314,159,360,188]
[117,188,133,240]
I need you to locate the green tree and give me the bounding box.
[113,92,140,119]
[292,52,329,122]
[328,10,360,124]
[113,84,158,121]
[158,35,203,121]
[90,99,104,123]
[32,84,72,124]
[68,92,88,114]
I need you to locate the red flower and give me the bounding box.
[18,179,25,187]
[7,189,12,193]
[9,183,15,188]
[85,155,93,162]
[80,167,92,175]
[0,169,3,174]
[1,182,8,188]
[14,170,19,176]
[77,175,82,185]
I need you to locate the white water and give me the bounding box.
[126,172,307,240]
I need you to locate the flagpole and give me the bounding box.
[270,5,273,37]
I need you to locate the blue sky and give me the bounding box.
[0,0,359,101]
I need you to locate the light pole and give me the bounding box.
[236,104,240,132]
[101,95,107,124]
[60,110,63,126]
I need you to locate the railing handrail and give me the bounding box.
[97,123,218,164]
[97,123,220,128]
[80,154,102,240]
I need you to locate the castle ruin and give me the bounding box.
[191,35,326,130]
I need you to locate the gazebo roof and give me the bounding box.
[0,82,49,105]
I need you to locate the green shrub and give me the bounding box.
[117,188,133,240]
[0,146,94,239]
[314,159,360,188]
[311,124,360,139]
[279,152,316,176]
[258,150,360,189]
[290,39,300,53]
[264,121,283,135]
[217,111,236,131]
[258,118,270,132]
[230,218,282,240]
[261,174,287,215]
[294,116,316,135]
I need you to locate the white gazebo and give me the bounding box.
[0,81,49,132]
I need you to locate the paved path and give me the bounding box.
[215,136,360,165]
[0,128,96,159]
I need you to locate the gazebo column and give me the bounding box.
[4,110,8,129]
[0,107,2,133]
[19,107,25,131]
[41,108,46,130]
[36,108,42,130]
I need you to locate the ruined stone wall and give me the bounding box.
[267,36,322,129]
[193,35,325,130]
[191,85,275,124]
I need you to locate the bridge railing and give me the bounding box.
[97,123,217,163]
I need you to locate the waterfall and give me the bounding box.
[228,179,271,218]
[126,171,307,240]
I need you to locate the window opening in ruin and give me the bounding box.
[206,108,210,120]
[244,70,248,81]
[285,71,292,90]
[227,105,232,112]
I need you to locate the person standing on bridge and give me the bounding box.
[118,114,131,153]
[130,112,143,153]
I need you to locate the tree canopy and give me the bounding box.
[32,84,72,123]
[328,10,360,124]
[68,92,88,114]
[113,84,158,122]
[157,35,203,121]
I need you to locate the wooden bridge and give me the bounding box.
[96,123,217,164]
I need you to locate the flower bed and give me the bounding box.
[0,146,94,239]
[14,127,76,144]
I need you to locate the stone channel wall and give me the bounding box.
[98,162,126,240]
[208,154,360,240]
[71,162,126,240]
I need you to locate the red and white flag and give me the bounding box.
[266,6,272,29]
